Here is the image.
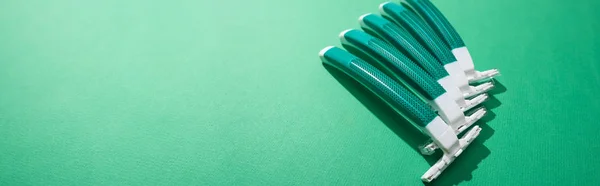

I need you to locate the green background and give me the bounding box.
[1,0,599,185]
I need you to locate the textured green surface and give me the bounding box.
[1,0,600,185]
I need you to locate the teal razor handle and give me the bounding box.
[359,13,448,82]
[339,29,445,101]
[379,2,455,66]
[379,2,494,97]
[358,13,486,111]
[319,46,483,183]
[320,46,436,126]
[339,29,486,137]
[405,0,500,82]
[405,0,464,50]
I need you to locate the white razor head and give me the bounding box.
[419,106,485,154]
[468,69,501,83]
[464,82,494,98]
[421,126,482,182]
[462,93,488,112]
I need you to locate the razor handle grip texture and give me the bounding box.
[321,46,437,126]
[405,0,466,49]
[341,29,446,100]
[380,2,457,65]
[360,14,449,80]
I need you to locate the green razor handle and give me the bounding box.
[379,2,457,65]
[405,0,465,49]
[339,29,446,101]
[319,46,436,126]
[359,13,449,81]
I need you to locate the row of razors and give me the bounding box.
[319,1,500,182]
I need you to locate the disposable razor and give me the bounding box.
[339,29,485,140]
[379,2,493,97]
[320,46,481,182]
[404,0,500,82]
[358,13,485,110]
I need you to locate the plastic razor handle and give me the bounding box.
[405,0,464,49]
[358,13,484,110]
[359,13,449,81]
[320,46,481,183]
[379,2,494,96]
[320,46,437,127]
[340,29,445,101]
[340,29,486,136]
[379,2,455,66]
[405,0,500,82]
